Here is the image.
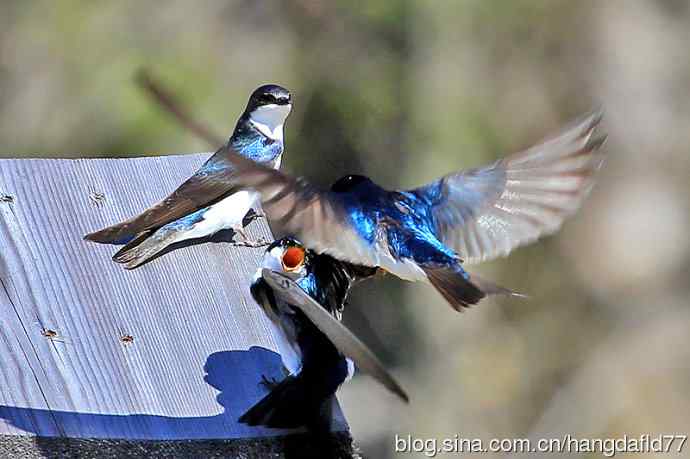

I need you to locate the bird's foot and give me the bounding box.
[260,374,281,391]
[231,227,270,248]
[231,236,270,249]
[242,209,265,227]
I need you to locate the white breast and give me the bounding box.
[268,315,302,375]
[373,232,428,282]
[248,104,291,141]
[185,190,259,238]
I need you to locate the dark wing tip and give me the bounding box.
[83,230,106,242]
[83,225,135,245]
[377,372,409,404]
[83,230,116,244]
[396,385,410,404]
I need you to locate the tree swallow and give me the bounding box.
[214,110,607,311]
[240,237,408,430]
[84,84,293,269]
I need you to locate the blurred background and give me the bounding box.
[1,1,689,457]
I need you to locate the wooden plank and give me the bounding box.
[0,154,348,440]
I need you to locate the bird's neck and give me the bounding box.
[229,116,284,161]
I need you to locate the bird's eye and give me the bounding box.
[282,247,305,271]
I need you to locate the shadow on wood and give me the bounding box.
[0,154,354,458]
[0,347,285,439]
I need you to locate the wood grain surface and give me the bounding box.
[0,154,347,440]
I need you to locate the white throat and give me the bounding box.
[249,104,291,141]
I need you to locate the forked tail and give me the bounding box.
[423,265,524,311]
[112,229,177,269]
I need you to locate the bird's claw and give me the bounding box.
[231,227,270,248]
[231,237,270,249]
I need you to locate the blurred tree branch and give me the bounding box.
[135,68,223,147]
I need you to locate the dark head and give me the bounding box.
[243,84,293,140]
[246,84,292,111]
[330,175,373,193]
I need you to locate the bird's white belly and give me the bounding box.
[268,313,302,375]
[345,358,355,381]
[374,241,428,282]
[187,191,259,238]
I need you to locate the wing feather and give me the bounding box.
[84,146,240,243]
[411,110,607,263]
[262,269,408,403]
[219,151,382,268]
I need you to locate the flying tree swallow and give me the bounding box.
[214,110,607,311]
[84,84,293,269]
[240,237,407,430]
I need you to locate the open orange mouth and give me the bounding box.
[282,246,305,271]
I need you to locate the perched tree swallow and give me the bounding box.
[215,110,607,311]
[84,84,292,269]
[240,237,408,430]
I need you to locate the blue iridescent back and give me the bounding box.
[337,179,460,266]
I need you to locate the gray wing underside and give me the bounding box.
[262,269,409,403]
[411,110,607,264]
[220,151,382,268]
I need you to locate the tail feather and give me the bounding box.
[424,266,524,311]
[112,230,153,260]
[239,375,333,430]
[112,230,179,269]
[423,266,485,311]
[468,272,527,299]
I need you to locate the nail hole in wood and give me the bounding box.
[41,329,58,339]
[89,191,106,207]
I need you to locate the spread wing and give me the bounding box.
[262,269,409,403]
[84,145,239,244]
[217,151,382,268]
[410,110,607,264]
